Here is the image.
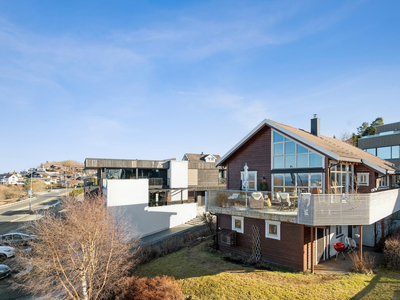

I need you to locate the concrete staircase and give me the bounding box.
[185,215,205,226]
[185,206,207,226]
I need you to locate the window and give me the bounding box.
[273,173,322,193]
[272,131,323,169]
[392,210,400,220]
[365,148,376,155]
[336,226,343,238]
[392,175,400,188]
[265,221,281,240]
[377,147,391,159]
[378,176,389,189]
[330,164,354,194]
[393,146,400,159]
[367,146,400,159]
[357,172,369,186]
[232,216,244,233]
[206,156,215,162]
[241,171,257,191]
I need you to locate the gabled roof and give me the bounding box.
[216,119,399,175]
[184,153,221,162]
[2,174,16,179]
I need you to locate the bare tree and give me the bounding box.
[14,194,138,300]
[339,131,354,145]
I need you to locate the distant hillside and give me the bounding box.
[43,160,83,169]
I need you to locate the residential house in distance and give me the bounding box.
[37,164,46,172]
[20,170,29,175]
[358,121,400,170]
[0,174,19,185]
[71,165,85,172]
[206,115,400,272]
[358,121,400,221]
[183,153,227,205]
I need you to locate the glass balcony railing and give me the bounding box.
[206,190,299,213]
[206,188,400,226]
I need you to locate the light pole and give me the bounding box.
[29,168,33,211]
[65,170,68,195]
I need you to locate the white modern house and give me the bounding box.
[85,158,198,238]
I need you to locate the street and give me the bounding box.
[0,191,66,235]
[0,191,66,300]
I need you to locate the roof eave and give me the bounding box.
[216,119,269,166]
[338,157,362,163]
[267,120,339,161]
[361,159,387,175]
[216,119,340,166]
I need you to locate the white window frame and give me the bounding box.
[265,220,281,240]
[241,171,257,191]
[357,172,369,186]
[232,216,244,234]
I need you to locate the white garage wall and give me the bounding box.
[168,161,188,201]
[105,179,197,238]
[106,179,149,206]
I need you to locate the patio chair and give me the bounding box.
[249,192,264,209]
[345,236,357,252]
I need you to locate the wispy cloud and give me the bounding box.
[0,18,144,82]
[109,1,362,60]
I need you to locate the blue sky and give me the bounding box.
[1,0,400,173]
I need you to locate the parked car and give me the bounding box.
[0,233,38,246]
[0,264,11,280]
[0,246,15,261]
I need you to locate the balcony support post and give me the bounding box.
[359,225,363,263]
[311,226,315,274]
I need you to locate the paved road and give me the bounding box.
[0,191,66,235]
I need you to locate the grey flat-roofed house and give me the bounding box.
[358,121,400,168]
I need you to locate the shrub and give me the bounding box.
[116,275,185,300]
[136,229,208,266]
[383,229,400,270]
[349,252,375,275]
[69,187,84,197]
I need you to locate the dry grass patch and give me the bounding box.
[0,185,25,201]
[137,241,400,300]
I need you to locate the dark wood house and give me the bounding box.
[207,115,400,272]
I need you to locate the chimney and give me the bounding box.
[311,114,320,137]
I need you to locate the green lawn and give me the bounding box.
[137,241,400,300]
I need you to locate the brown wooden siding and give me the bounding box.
[225,126,272,191]
[303,226,311,271]
[218,214,304,271]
